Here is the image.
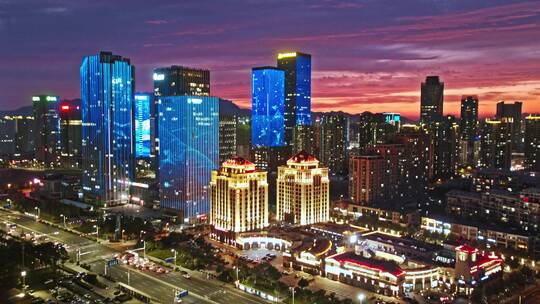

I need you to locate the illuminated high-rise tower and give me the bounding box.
[276,151,329,226]
[319,114,348,176]
[251,67,285,148]
[32,95,61,166]
[480,118,513,170]
[277,52,311,150]
[209,157,268,243]
[251,67,287,171]
[80,51,135,205]
[153,66,210,157]
[496,101,523,152]
[459,95,480,167]
[524,115,540,171]
[158,96,219,221]
[59,99,82,169]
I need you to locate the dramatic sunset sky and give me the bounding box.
[1,0,540,118]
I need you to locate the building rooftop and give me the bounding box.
[455,244,478,254]
[327,251,405,277]
[296,237,333,257]
[311,222,363,236]
[446,190,481,200]
[221,156,257,173]
[288,150,319,164]
[363,231,441,254]
[424,213,535,236]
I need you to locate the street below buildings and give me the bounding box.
[0,208,265,304]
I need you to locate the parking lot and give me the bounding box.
[238,248,282,268]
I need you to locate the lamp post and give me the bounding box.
[121,229,125,241]
[171,249,177,268]
[21,271,27,291]
[34,207,40,221]
[357,293,365,304]
[93,225,99,237]
[290,287,295,304]
[127,269,130,285]
[60,214,66,227]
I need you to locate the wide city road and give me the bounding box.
[0,209,264,304]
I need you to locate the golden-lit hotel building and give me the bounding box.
[209,157,269,243]
[277,151,330,226]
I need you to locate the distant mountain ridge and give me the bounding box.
[1,101,417,123]
[0,105,33,117]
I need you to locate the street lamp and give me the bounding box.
[34,207,40,221]
[93,225,99,237]
[21,271,27,290]
[121,229,125,241]
[233,266,239,282]
[290,287,295,304]
[171,249,177,268]
[357,293,365,304]
[60,214,66,227]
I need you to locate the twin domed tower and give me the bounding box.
[209,151,330,242]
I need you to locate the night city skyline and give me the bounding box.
[1,0,540,117]
[2,1,540,303]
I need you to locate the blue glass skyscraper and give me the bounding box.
[134,93,151,158]
[158,96,219,220]
[277,52,312,149]
[251,67,285,147]
[80,52,135,205]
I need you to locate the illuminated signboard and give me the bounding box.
[153,73,165,81]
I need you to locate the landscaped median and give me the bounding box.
[235,280,283,302]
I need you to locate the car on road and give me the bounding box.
[182,273,191,279]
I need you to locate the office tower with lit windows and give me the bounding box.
[277,52,312,151]
[209,157,268,243]
[480,118,513,170]
[349,154,385,205]
[32,95,61,166]
[349,112,397,155]
[219,115,237,163]
[158,96,219,220]
[496,101,523,152]
[0,117,16,156]
[319,114,348,176]
[80,51,135,205]
[59,99,82,169]
[420,76,444,123]
[294,125,314,154]
[277,151,329,226]
[153,66,210,97]
[459,95,480,167]
[396,131,433,197]
[251,66,286,171]
[14,116,35,159]
[236,115,251,160]
[134,93,151,158]
[426,115,459,180]
[367,144,407,200]
[524,115,540,171]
